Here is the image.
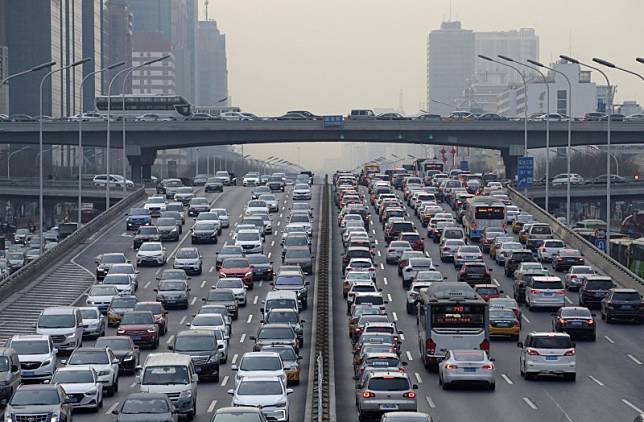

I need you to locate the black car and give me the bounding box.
[457,262,492,286]
[504,250,536,277]
[552,249,585,272]
[188,197,210,216]
[205,177,224,192]
[552,306,596,340]
[113,393,176,422]
[133,226,161,249]
[169,330,220,381]
[191,221,218,244]
[247,254,274,281]
[5,384,72,422]
[95,336,140,374]
[601,288,644,324]
[579,276,614,308]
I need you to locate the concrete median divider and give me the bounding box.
[507,185,644,293]
[0,187,147,299]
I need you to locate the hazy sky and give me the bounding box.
[202,0,644,168]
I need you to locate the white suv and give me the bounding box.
[537,239,566,263]
[518,332,576,381]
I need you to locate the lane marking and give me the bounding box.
[220,375,229,386]
[604,335,615,344]
[546,392,575,422]
[267,252,272,259]
[277,221,281,226]
[280,213,283,218]
[374,239,379,245]
[379,263,384,270]
[253,296,259,305]
[247,314,253,324]
[392,312,398,321]
[231,353,238,365]
[501,374,514,385]
[588,375,604,386]
[105,402,120,415]
[377,250,381,257]
[179,316,186,325]
[406,351,413,361]
[400,333,405,341]
[383,277,388,285]
[523,397,538,410]
[209,266,214,273]
[522,314,531,324]
[425,395,436,409]
[271,240,275,247]
[191,297,197,305]
[627,354,642,365]
[372,229,376,235]
[129,381,137,388]
[240,333,246,343]
[207,400,218,413]
[200,280,207,288]
[492,279,500,287]
[166,335,175,345]
[143,281,151,289]
[622,399,644,414]
[414,372,423,384]
[258,281,264,288]
[387,294,392,302]
[564,296,573,304]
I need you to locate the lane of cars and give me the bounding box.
[0,173,319,422]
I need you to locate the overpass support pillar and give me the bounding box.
[127,146,157,183]
[501,149,518,180]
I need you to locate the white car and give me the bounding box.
[215,277,248,306]
[86,285,119,313]
[101,273,136,295]
[292,184,312,200]
[228,376,292,422]
[190,312,231,338]
[65,347,120,396]
[235,229,263,254]
[243,173,261,186]
[537,239,566,262]
[259,194,279,213]
[406,281,433,314]
[136,242,167,266]
[143,196,167,216]
[245,200,270,216]
[220,111,252,121]
[232,352,287,388]
[51,366,104,410]
[552,173,584,186]
[519,332,576,381]
[495,242,523,265]
[211,208,230,228]
[93,174,134,188]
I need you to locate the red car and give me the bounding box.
[134,302,168,335]
[219,257,254,288]
[398,232,424,251]
[117,311,159,349]
[474,284,503,302]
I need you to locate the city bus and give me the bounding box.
[95,94,192,120]
[610,237,644,278]
[462,196,506,242]
[417,282,489,370]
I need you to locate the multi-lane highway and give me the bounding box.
[331,184,644,422]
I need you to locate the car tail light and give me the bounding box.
[564,349,576,356]
[481,363,494,370]
[587,319,595,325]
[403,391,417,398]
[527,348,540,356]
[530,289,543,294]
[479,339,489,352]
[559,318,567,325]
[456,254,462,259]
[570,275,577,279]
[445,364,458,369]
[426,339,436,355]
[556,290,566,296]
[362,391,375,398]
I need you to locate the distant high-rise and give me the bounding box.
[0,0,8,115]
[196,20,228,106]
[131,32,176,94]
[474,29,539,85]
[427,21,475,116]
[82,0,104,112]
[103,0,133,95]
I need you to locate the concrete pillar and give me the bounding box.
[501,149,518,180]
[127,146,157,183]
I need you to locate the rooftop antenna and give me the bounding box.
[204,0,209,21]
[449,0,453,21]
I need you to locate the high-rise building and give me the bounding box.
[131,32,176,94]
[195,20,228,106]
[127,0,197,101]
[474,29,539,85]
[427,21,475,116]
[0,0,8,115]
[103,0,133,95]
[82,0,103,112]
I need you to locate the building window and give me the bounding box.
[557,90,568,115]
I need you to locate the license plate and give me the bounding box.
[22,370,34,376]
[621,305,633,310]
[380,404,399,410]
[544,292,553,296]
[132,336,142,341]
[571,321,582,326]
[464,367,476,373]
[545,355,558,361]
[166,300,176,304]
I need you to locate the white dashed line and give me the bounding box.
[374,239,379,245]
[492,279,500,287]
[383,277,388,285]
[414,372,423,384]
[280,213,283,218]
[200,280,207,288]
[400,333,405,341]
[143,281,151,289]
[406,351,413,361]
[604,335,615,344]
[105,402,120,415]
[258,281,263,288]
[179,316,186,325]
[425,395,436,409]
[377,250,381,257]
[522,314,531,324]
[238,213,243,218]
[523,397,538,410]
[387,294,392,302]
[240,333,246,343]
[372,229,376,234]
[231,353,239,365]
[392,312,398,321]
[622,399,644,414]
[564,296,573,304]
[209,266,214,273]
[588,375,605,386]
[220,375,229,387]
[268,252,272,259]
[247,314,253,324]
[501,374,513,385]
[166,335,175,345]
[277,221,281,226]
[271,240,275,247]
[627,354,642,365]
[207,400,218,413]
[191,297,197,305]
[253,296,259,305]
[380,263,384,270]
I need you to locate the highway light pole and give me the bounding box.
[78,61,125,225]
[478,55,529,192]
[528,59,573,225]
[499,55,551,212]
[7,146,31,178]
[39,58,90,253]
[562,55,613,251]
[593,57,644,82]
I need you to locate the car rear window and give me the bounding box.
[512,252,534,261]
[367,377,410,391]
[392,222,414,232]
[585,280,613,290]
[531,336,572,349]
[531,225,552,235]
[532,280,563,289]
[465,265,487,274]
[612,292,640,301]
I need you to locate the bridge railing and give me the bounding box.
[506,185,644,293]
[0,177,138,190]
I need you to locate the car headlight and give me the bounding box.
[66,332,77,339]
[117,328,125,334]
[275,401,287,408]
[207,354,219,364]
[41,359,52,367]
[123,355,134,361]
[85,387,98,395]
[179,389,192,398]
[98,370,111,376]
[5,413,12,422]
[147,328,157,333]
[50,417,57,422]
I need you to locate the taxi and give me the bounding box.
[518,224,533,244]
[488,308,521,340]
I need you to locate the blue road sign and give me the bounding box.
[459,160,469,171]
[323,115,344,128]
[517,156,534,189]
[595,238,607,252]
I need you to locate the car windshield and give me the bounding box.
[285,249,310,258]
[460,246,480,253]
[237,232,260,241]
[217,279,243,288]
[532,280,563,289]
[237,380,283,396]
[159,281,185,291]
[10,390,60,406]
[104,275,131,285]
[220,246,243,255]
[10,340,49,355]
[290,215,310,224]
[111,297,137,308]
[209,291,234,301]
[193,315,225,326]
[194,222,216,231]
[365,357,400,368]
[258,327,294,340]
[240,356,281,371]
[95,338,131,351]
[129,209,149,216]
[247,255,269,265]
[38,314,75,329]
[545,241,565,248]
[53,370,94,384]
[121,312,154,325]
[223,258,249,268]
[452,350,486,361]
[69,351,109,364]
[134,303,163,314]
[531,336,572,349]
[174,335,216,352]
[367,377,410,391]
[176,187,193,194]
[465,265,486,274]
[267,311,298,324]
[416,271,443,281]
[266,347,297,362]
[561,308,591,318]
[531,226,551,235]
[157,218,176,226]
[489,309,515,319]
[160,270,187,281]
[80,309,99,319]
[139,243,161,252]
[191,198,208,205]
[612,291,640,301]
[101,255,125,264]
[176,249,198,259]
[560,250,581,257]
[572,267,594,274]
[142,366,189,385]
[347,272,372,281]
[121,398,170,414]
[275,275,304,286]
[147,198,165,204]
[111,265,134,274]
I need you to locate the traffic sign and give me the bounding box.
[595,238,607,252]
[517,156,534,189]
[323,115,344,127]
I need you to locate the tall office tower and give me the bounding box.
[475,29,539,85]
[131,32,176,94]
[82,0,103,112]
[103,0,133,95]
[195,20,228,106]
[0,0,8,115]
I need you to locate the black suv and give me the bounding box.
[579,276,614,308]
[5,384,72,422]
[600,288,644,324]
[169,330,221,381]
[133,225,161,249]
[504,250,536,277]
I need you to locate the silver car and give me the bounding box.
[356,370,418,420]
[51,366,103,410]
[518,332,576,381]
[86,285,119,313]
[215,278,248,306]
[228,376,292,422]
[438,349,496,390]
[173,247,203,275]
[385,241,412,264]
[564,265,596,291]
[211,208,230,228]
[79,307,106,339]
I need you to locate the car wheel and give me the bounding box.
[566,373,576,382]
[106,384,115,397]
[113,376,119,393]
[488,382,496,391]
[442,381,450,390]
[406,302,415,314]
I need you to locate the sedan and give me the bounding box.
[95,336,140,374]
[155,280,190,309]
[227,376,293,422]
[564,265,596,291]
[135,242,167,266]
[552,306,596,340]
[488,308,521,340]
[438,349,496,390]
[51,366,103,411]
[112,393,177,422]
[552,249,584,272]
[117,311,160,348]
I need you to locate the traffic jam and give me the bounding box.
[332,164,644,421]
[1,172,316,422]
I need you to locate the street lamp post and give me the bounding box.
[7,146,31,178]
[561,55,613,250]
[593,58,644,82]
[477,55,529,194]
[78,61,125,224]
[39,58,90,253]
[499,55,551,212]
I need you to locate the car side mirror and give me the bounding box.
[412,384,419,390]
[249,336,256,341]
[286,388,294,395]
[517,342,523,348]
[227,389,234,395]
[60,359,67,365]
[111,409,120,415]
[230,365,238,371]
[260,308,264,313]
[153,289,158,292]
